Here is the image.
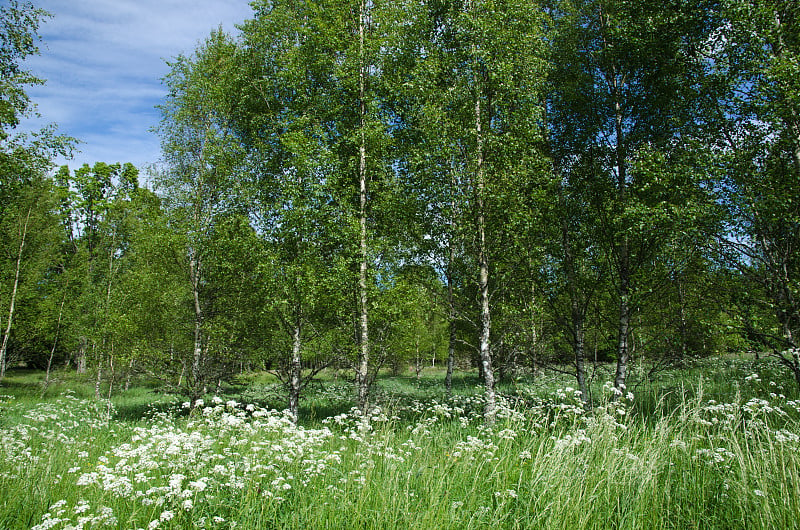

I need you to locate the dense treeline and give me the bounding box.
[1,0,798,422]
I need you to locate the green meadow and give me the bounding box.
[2,358,799,530]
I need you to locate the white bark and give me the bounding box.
[288,322,302,422]
[356,0,371,414]
[475,89,496,425]
[0,206,31,380]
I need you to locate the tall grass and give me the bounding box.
[1,360,799,529]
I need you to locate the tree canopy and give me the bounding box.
[2,0,800,420]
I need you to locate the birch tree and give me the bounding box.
[390,0,549,421]
[548,0,719,391]
[155,30,245,403]
[713,0,800,387]
[0,0,71,380]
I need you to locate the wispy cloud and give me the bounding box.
[20,0,253,173]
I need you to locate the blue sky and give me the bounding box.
[21,0,254,173]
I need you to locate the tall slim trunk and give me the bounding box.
[356,0,371,414]
[288,321,302,422]
[96,231,117,401]
[530,281,539,375]
[614,247,631,390]
[446,259,456,397]
[95,354,103,400]
[0,206,31,381]
[612,78,631,391]
[475,87,496,425]
[445,172,457,396]
[614,256,632,389]
[560,186,588,404]
[190,253,204,400]
[124,358,134,391]
[77,337,87,374]
[42,291,67,396]
[177,359,185,388]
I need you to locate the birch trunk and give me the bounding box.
[612,76,631,392]
[0,206,31,381]
[190,253,204,402]
[95,354,103,399]
[77,338,87,374]
[445,170,458,396]
[560,186,588,404]
[356,0,371,414]
[530,282,539,376]
[288,322,302,422]
[42,293,66,396]
[475,88,496,425]
[445,260,456,396]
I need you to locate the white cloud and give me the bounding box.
[18,0,253,172]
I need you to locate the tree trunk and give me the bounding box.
[288,321,302,422]
[446,275,456,396]
[190,253,204,400]
[414,340,422,382]
[614,259,631,391]
[612,76,631,392]
[445,171,458,397]
[560,184,589,404]
[446,326,456,395]
[96,233,117,401]
[95,355,103,400]
[0,206,31,381]
[475,87,496,425]
[124,358,134,391]
[177,360,185,388]
[791,348,800,390]
[781,309,800,391]
[41,291,67,396]
[105,354,114,422]
[356,0,371,414]
[529,281,540,376]
[77,337,87,374]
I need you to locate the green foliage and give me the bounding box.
[0,1,75,379]
[708,0,800,382]
[0,0,48,136]
[6,0,800,421]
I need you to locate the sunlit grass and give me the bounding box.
[1,358,799,529]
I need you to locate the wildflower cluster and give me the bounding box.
[0,392,115,482]
[30,399,342,529]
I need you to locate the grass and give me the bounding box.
[1,357,799,529]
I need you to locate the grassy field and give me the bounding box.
[1,358,799,529]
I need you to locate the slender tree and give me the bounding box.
[548,0,719,390]
[0,0,72,379]
[155,30,246,403]
[713,0,800,387]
